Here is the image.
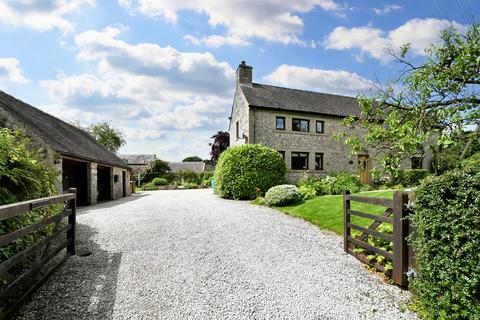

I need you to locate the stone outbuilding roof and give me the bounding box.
[0,90,130,169]
[169,162,205,174]
[119,154,156,165]
[240,83,361,118]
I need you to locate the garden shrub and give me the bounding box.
[214,144,286,199]
[299,172,364,195]
[461,152,480,168]
[410,165,480,320]
[152,177,168,186]
[327,172,363,194]
[265,185,301,206]
[298,185,316,200]
[396,169,429,187]
[0,129,61,284]
[176,170,201,184]
[298,176,328,195]
[182,182,198,189]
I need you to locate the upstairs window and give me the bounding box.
[291,152,308,170]
[316,120,325,133]
[315,153,324,170]
[292,118,309,132]
[235,121,240,139]
[276,116,286,130]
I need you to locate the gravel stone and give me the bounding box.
[15,189,418,320]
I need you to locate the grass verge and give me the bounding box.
[276,190,396,235]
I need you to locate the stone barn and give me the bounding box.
[0,90,131,206]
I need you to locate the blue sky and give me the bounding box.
[0,0,477,160]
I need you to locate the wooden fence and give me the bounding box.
[0,188,77,319]
[343,191,411,287]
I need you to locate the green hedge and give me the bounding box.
[214,144,286,199]
[411,165,480,320]
[265,185,301,206]
[152,177,168,186]
[396,169,430,187]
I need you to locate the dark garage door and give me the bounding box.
[97,165,112,201]
[62,158,88,206]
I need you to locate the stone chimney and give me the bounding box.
[236,61,252,85]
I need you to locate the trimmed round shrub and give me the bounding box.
[214,144,286,199]
[152,177,168,186]
[410,164,480,319]
[265,185,301,206]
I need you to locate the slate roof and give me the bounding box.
[169,162,205,174]
[240,83,361,117]
[0,90,130,169]
[119,154,156,165]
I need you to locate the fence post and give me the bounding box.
[393,191,409,287]
[343,190,350,253]
[67,188,76,256]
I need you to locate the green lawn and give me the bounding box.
[277,190,396,235]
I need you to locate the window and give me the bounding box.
[278,151,285,159]
[316,120,324,133]
[292,118,309,132]
[315,153,324,170]
[411,157,422,169]
[235,121,240,139]
[291,152,309,170]
[276,116,285,130]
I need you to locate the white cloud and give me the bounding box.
[0,0,95,33]
[39,27,234,159]
[122,0,346,46]
[0,58,29,83]
[373,4,403,15]
[264,64,374,97]
[183,34,250,48]
[325,18,467,63]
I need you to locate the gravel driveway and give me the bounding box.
[16,189,417,320]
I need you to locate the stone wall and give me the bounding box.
[87,162,98,205]
[112,167,131,200]
[253,109,358,182]
[229,86,250,146]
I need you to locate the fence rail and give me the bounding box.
[343,190,410,287]
[0,188,76,320]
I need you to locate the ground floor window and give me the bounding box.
[278,150,285,159]
[315,153,323,170]
[411,157,422,169]
[291,152,308,170]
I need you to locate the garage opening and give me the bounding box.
[62,158,88,206]
[97,165,112,201]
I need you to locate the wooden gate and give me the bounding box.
[343,191,410,287]
[0,188,77,319]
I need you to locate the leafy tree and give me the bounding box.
[75,121,126,153]
[209,131,230,165]
[182,156,203,162]
[142,159,171,183]
[340,24,480,174]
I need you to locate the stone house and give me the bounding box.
[0,90,131,206]
[120,154,157,174]
[169,162,206,174]
[229,62,431,183]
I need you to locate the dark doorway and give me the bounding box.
[62,158,88,206]
[97,166,112,201]
[122,171,127,197]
